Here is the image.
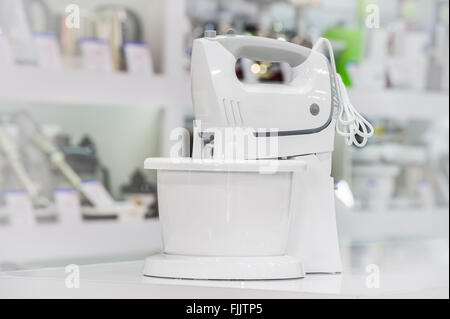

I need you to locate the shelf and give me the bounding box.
[0,219,162,267]
[3,70,446,121]
[348,88,449,120]
[0,66,187,107]
[336,205,449,241]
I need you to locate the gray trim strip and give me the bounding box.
[255,114,333,137]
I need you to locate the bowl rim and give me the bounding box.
[144,157,307,173]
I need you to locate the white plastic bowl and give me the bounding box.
[144,158,306,257]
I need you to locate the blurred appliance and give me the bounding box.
[13,113,91,203]
[0,0,37,64]
[23,0,52,33]
[54,134,111,192]
[0,120,52,214]
[9,112,147,221]
[94,5,142,71]
[121,170,158,218]
[424,118,450,206]
[11,112,125,219]
[427,0,449,91]
[352,164,400,211]
[186,0,219,23]
[143,33,373,280]
[0,29,14,66]
[388,30,430,90]
[350,115,448,210]
[58,7,96,68]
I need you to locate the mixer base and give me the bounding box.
[143,254,305,280]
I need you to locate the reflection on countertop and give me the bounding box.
[0,238,448,298]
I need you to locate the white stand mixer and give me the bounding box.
[143,31,373,280]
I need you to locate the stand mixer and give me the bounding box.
[143,32,373,280]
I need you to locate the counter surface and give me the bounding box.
[1,239,448,299]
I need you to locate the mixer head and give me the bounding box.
[191,32,340,159]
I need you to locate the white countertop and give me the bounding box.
[0,239,448,299]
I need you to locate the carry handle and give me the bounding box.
[215,35,311,67]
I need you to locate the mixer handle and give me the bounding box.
[216,35,311,67]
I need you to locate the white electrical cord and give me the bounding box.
[312,37,374,147]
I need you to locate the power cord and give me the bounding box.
[312,37,374,147]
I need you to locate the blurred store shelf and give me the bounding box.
[336,205,449,242]
[0,219,162,269]
[4,69,444,119]
[0,66,187,107]
[349,88,449,120]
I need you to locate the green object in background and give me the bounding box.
[323,28,364,87]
